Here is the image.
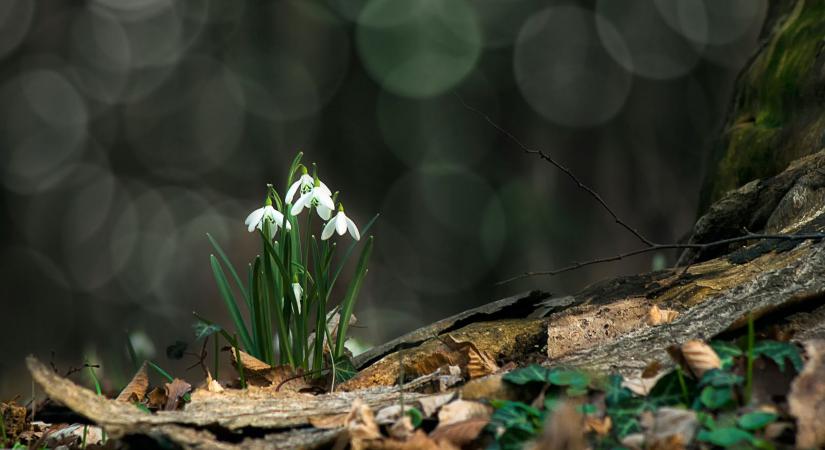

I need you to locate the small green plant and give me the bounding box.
[202,153,376,382]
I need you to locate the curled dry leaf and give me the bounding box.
[585,416,612,436]
[429,418,488,448]
[680,340,720,378]
[417,393,455,417]
[164,378,192,411]
[146,386,167,410]
[206,372,224,393]
[648,305,679,326]
[230,348,306,390]
[388,415,415,440]
[646,407,697,445]
[436,400,491,427]
[441,335,499,379]
[343,398,381,450]
[366,430,459,450]
[788,339,825,449]
[623,372,667,396]
[116,361,149,403]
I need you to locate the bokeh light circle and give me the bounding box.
[514,6,633,127]
[356,0,482,98]
[655,0,766,46]
[596,0,704,80]
[0,0,35,61]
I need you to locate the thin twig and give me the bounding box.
[497,233,825,284]
[455,92,654,247]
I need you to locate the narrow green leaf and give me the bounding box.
[330,214,379,289]
[210,255,254,352]
[334,236,374,358]
[503,365,551,385]
[710,341,743,370]
[207,233,249,304]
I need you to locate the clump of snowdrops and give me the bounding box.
[199,153,376,383]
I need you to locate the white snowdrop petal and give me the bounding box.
[285,180,301,203]
[346,217,360,241]
[335,213,348,235]
[317,192,335,211]
[321,220,336,240]
[291,193,310,215]
[317,204,332,221]
[245,208,264,232]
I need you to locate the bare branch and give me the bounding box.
[496,233,825,285]
[455,92,655,247]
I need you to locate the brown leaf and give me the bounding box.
[648,434,685,450]
[526,402,585,450]
[229,348,306,390]
[163,378,192,411]
[645,407,697,446]
[366,430,459,450]
[430,418,488,447]
[789,339,825,449]
[342,398,381,450]
[205,371,224,393]
[641,360,663,379]
[648,305,679,326]
[388,415,415,440]
[585,416,612,436]
[622,371,666,396]
[436,400,491,427]
[417,393,455,417]
[146,386,167,409]
[680,340,720,378]
[116,361,149,403]
[442,335,500,379]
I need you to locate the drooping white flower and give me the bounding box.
[290,180,335,220]
[321,205,360,241]
[292,279,303,313]
[244,199,291,239]
[285,171,331,205]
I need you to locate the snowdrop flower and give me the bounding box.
[244,198,291,239]
[291,178,335,220]
[321,204,360,241]
[291,276,303,313]
[285,167,331,205]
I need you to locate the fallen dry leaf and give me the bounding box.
[645,407,697,446]
[526,402,585,450]
[680,340,720,378]
[388,415,415,440]
[430,418,488,448]
[230,348,307,390]
[442,335,500,379]
[648,305,679,326]
[621,433,645,450]
[417,392,455,417]
[789,339,825,448]
[585,416,612,436]
[146,386,167,410]
[116,361,149,403]
[342,398,381,450]
[436,400,491,427]
[205,371,224,393]
[623,371,667,396]
[164,378,192,411]
[366,430,459,450]
[641,360,663,379]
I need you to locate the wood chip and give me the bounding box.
[680,340,720,378]
[116,361,149,403]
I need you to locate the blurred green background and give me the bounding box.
[0,0,766,396]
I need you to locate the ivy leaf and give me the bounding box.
[737,411,778,431]
[193,322,222,341]
[331,356,357,382]
[699,369,743,388]
[697,427,754,447]
[548,369,589,389]
[649,371,689,407]
[576,403,597,415]
[604,374,634,407]
[503,365,552,385]
[487,400,544,449]
[699,386,734,410]
[607,398,647,438]
[710,341,743,369]
[752,341,803,372]
[406,407,423,428]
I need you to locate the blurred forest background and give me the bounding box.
[0,0,767,397]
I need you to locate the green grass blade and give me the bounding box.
[207,233,249,304]
[286,151,304,189]
[330,214,379,289]
[86,361,103,395]
[210,255,254,352]
[334,236,373,358]
[261,232,295,366]
[147,361,174,382]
